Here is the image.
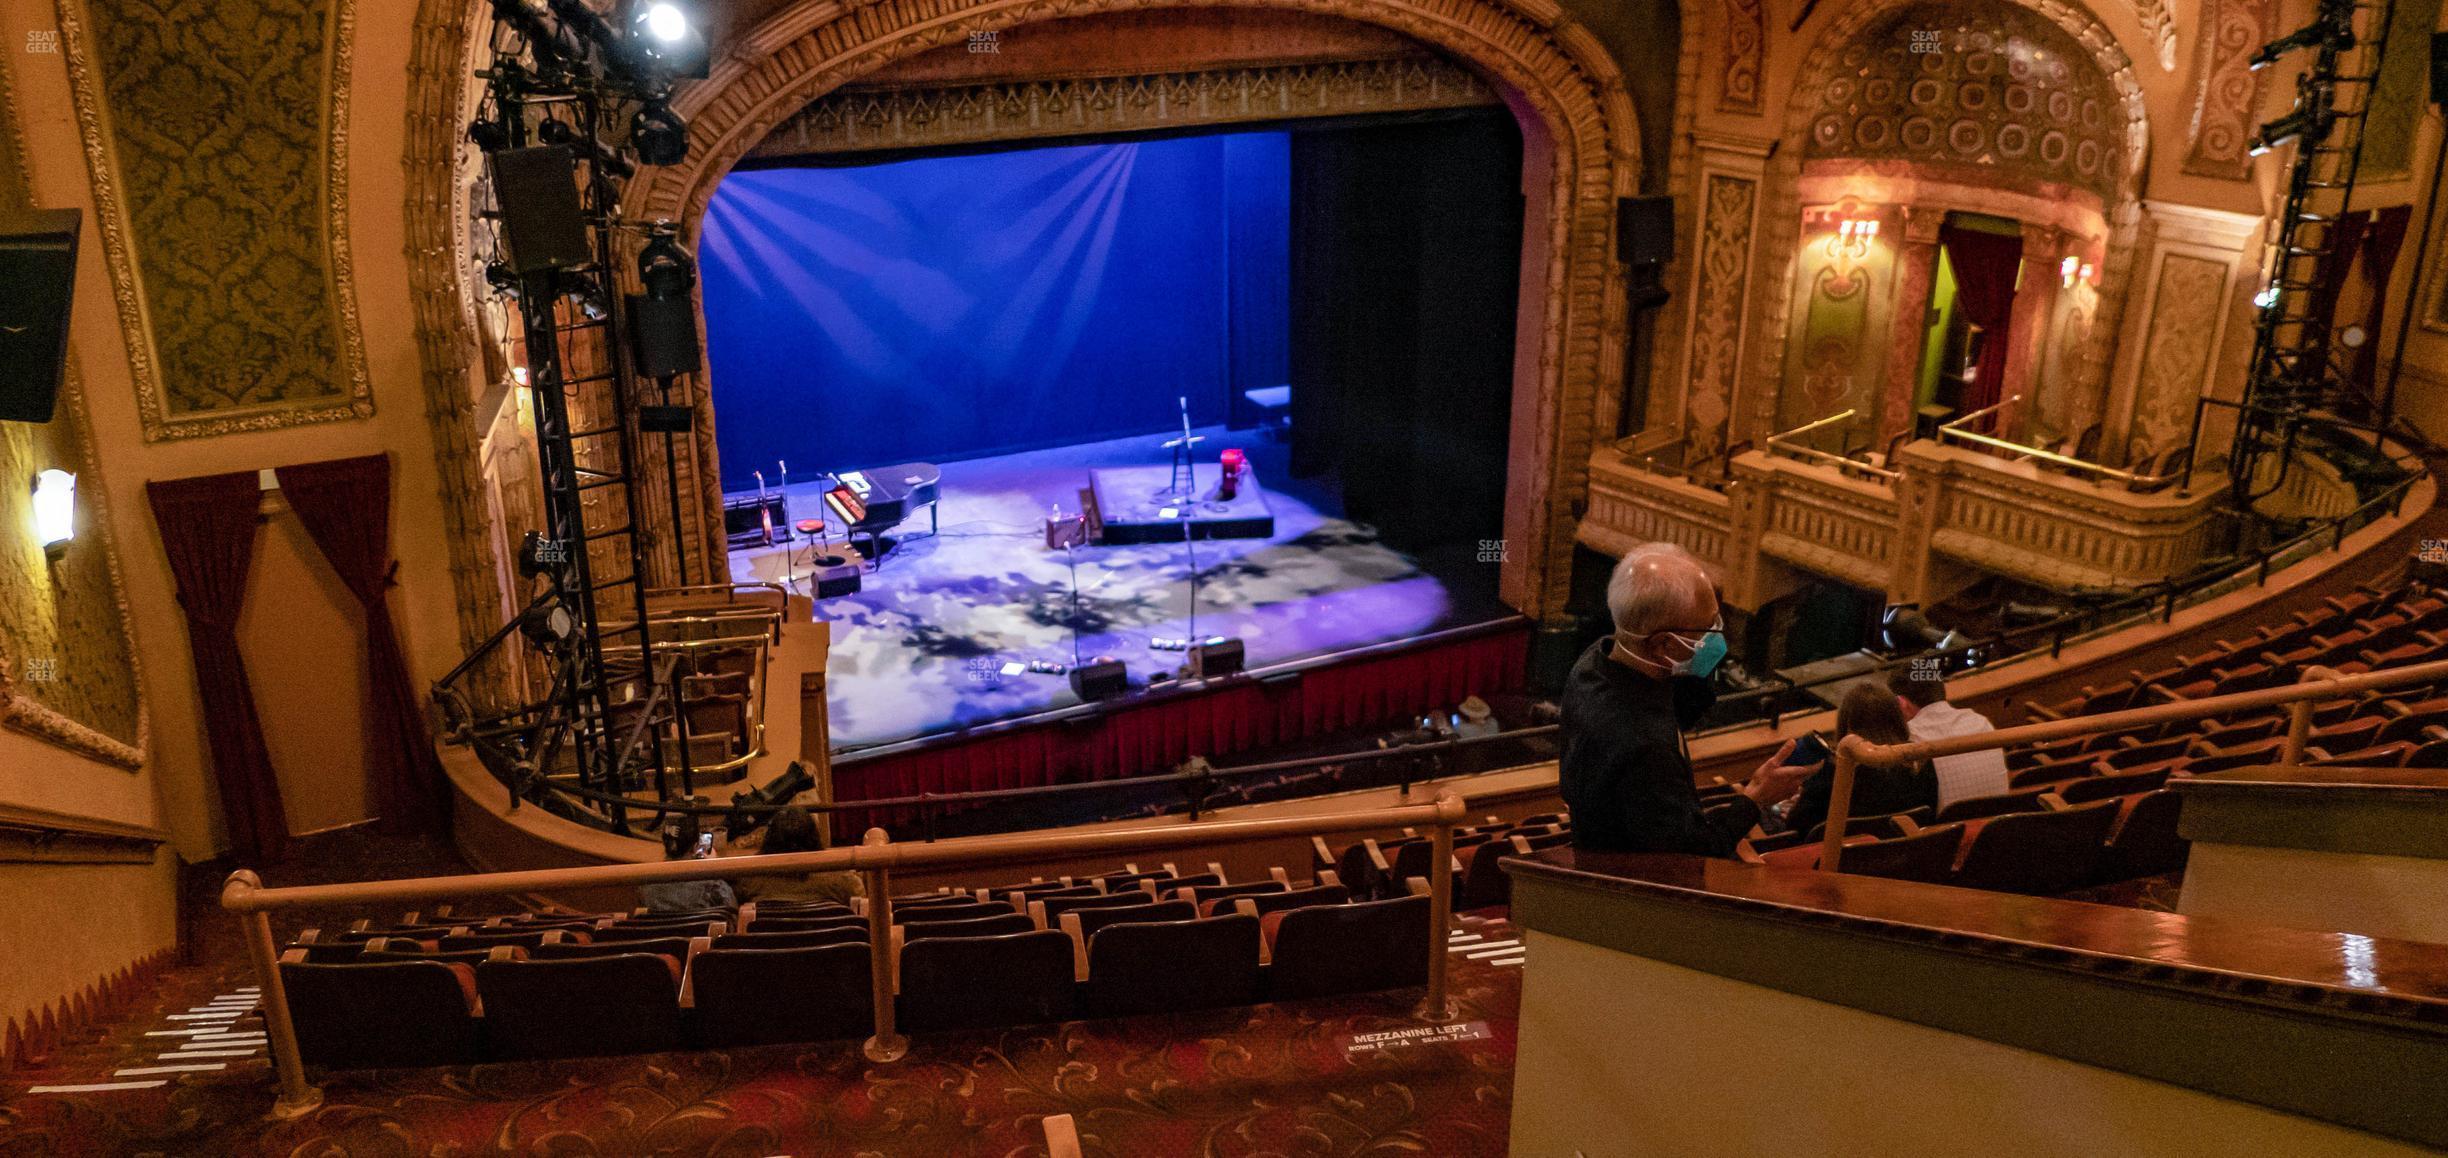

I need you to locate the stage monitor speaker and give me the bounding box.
[1617,196,1675,267]
[1186,638,1245,679]
[2433,31,2448,106]
[1070,657,1129,701]
[0,208,82,423]
[638,404,694,433]
[807,552,863,600]
[490,146,590,274]
[628,293,703,377]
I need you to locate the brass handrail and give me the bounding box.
[1937,394,2019,433]
[1762,409,1901,483]
[222,793,1469,1117]
[1937,425,2182,487]
[1815,655,2448,869]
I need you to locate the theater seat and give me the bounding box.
[2055,768,2172,805]
[713,927,867,950]
[1835,823,1967,885]
[1172,880,1285,906]
[896,900,1026,924]
[1033,891,1169,927]
[745,912,866,934]
[897,930,1077,1033]
[690,944,870,1047]
[477,951,685,1060]
[1951,798,2122,895]
[1221,883,1349,918]
[2097,790,2188,882]
[1066,900,1196,945]
[277,954,484,1070]
[1935,787,2052,824]
[532,936,693,960]
[900,912,1035,942]
[1265,896,1431,1001]
[1084,915,1263,1019]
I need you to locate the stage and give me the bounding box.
[725,426,1514,753]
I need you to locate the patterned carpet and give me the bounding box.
[727,427,1509,751]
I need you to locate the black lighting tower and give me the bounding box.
[2218,0,2398,508]
[437,0,711,831]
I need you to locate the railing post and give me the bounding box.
[859,828,908,1063]
[1417,794,1458,1024]
[1818,741,1861,872]
[227,871,322,1120]
[2281,666,2338,765]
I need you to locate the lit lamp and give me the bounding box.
[1827,216,1880,260]
[33,469,74,557]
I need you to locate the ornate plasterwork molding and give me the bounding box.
[747,55,1499,159]
[2131,0,2178,72]
[1715,0,1764,114]
[55,0,374,443]
[2181,0,2274,179]
[617,0,1641,621]
[1740,0,2151,453]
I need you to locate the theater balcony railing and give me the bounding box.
[1584,407,2228,606]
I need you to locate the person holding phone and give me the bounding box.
[1560,543,1812,855]
[1781,683,1939,837]
[639,814,737,914]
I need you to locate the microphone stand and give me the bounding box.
[778,460,797,594]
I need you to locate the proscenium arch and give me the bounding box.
[624,0,1646,622]
[1737,0,2151,451]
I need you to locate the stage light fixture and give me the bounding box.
[2250,105,2332,156]
[484,260,523,298]
[519,601,578,649]
[467,118,510,152]
[2255,284,2282,309]
[624,0,709,78]
[2250,5,2354,71]
[637,228,696,299]
[516,528,568,581]
[32,469,73,556]
[539,118,634,179]
[632,99,691,166]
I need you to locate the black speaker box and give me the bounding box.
[806,552,862,600]
[628,293,702,377]
[637,404,694,433]
[1617,195,1675,267]
[490,146,590,274]
[0,209,82,423]
[1070,657,1129,701]
[2433,31,2448,106]
[1187,637,1246,679]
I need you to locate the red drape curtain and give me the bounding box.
[1939,224,2024,419]
[275,453,447,835]
[829,621,1530,840]
[146,471,289,863]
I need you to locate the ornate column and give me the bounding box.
[1876,208,1946,449]
[1997,223,2066,440]
[2099,202,2265,466]
[1661,132,1775,460]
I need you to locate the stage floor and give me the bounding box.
[725,426,1510,751]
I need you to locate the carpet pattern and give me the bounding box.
[728,428,1507,751]
[0,916,1525,1157]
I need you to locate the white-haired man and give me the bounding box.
[1560,543,1810,853]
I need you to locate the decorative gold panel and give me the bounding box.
[2131,254,2229,456]
[1798,2,2128,201]
[2180,0,2274,180]
[1714,0,1763,114]
[0,51,145,769]
[1682,172,1758,455]
[59,0,371,441]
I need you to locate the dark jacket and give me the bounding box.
[1781,757,1938,838]
[1559,639,1759,855]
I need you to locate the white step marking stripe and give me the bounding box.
[162,1049,260,1059]
[166,1013,238,1021]
[1487,956,1527,966]
[28,1081,169,1093]
[1465,944,1523,958]
[117,1063,229,1075]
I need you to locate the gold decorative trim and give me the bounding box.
[0,362,150,773]
[750,56,1499,159]
[55,0,374,443]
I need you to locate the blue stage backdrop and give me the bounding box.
[700,132,1290,490]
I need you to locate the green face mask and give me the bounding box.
[1674,629,1728,678]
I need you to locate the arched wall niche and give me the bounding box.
[603,0,1649,622]
[1736,0,2150,461]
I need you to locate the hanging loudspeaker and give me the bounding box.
[0,209,81,423]
[490,146,590,274]
[629,293,703,377]
[1617,195,1675,267]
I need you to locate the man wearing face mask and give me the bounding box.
[1560,543,1813,854]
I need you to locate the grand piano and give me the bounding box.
[823,462,941,565]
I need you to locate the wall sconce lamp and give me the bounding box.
[2059,257,2099,288]
[1827,216,1880,261]
[33,469,74,558]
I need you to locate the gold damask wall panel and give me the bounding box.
[67,0,370,440]
[2129,254,2228,455]
[0,52,143,765]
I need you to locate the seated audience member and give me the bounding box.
[1783,683,1939,836]
[1452,696,1501,740]
[1890,667,2011,807]
[735,805,863,905]
[1561,543,1810,854]
[639,815,736,914]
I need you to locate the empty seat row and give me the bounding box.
[1743,789,2185,894]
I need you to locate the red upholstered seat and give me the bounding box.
[476,952,685,1060]
[690,944,870,1047]
[897,930,1077,1033]
[1935,786,2052,824]
[901,913,1035,942]
[1266,896,1431,1001]
[2056,768,2172,805]
[1952,798,2122,895]
[1219,883,1349,919]
[1834,823,1967,885]
[1084,916,1263,1018]
[278,956,484,1070]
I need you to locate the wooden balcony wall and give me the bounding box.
[1897,441,2225,598]
[1728,452,1898,604]
[1578,457,1735,571]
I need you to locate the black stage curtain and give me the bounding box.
[1288,110,1523,556]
